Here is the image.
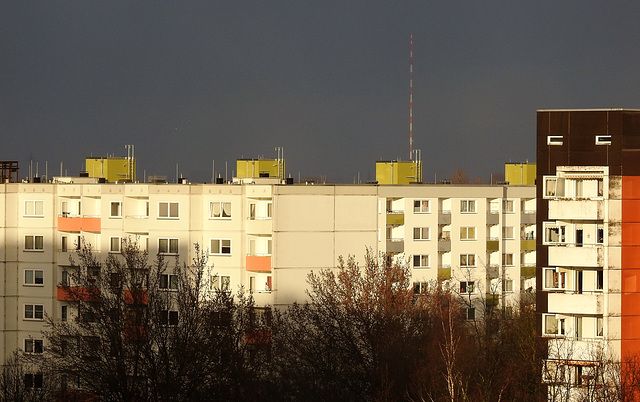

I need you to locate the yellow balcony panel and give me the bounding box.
[486,294,499,306]
[438,267,451,280]
[486,240,499,252]
[58,217,101,232]
[246,256,272,273]
[521,239,536,251]
[521,265,536,278]
[386,213,404,226]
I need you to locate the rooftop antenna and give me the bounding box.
[409,32,414,161]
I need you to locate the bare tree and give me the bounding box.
[0,351,53,402]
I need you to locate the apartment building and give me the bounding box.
[537,109,640,398]
[0,178,535,364]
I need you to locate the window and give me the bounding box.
[596,316,604,337]
[544,314,565,336]
[160,274,178,290]
[210,201,231,219]
[110,237,121,253]
[597,224,604,244]
[544,223,566,244]
[211,275,231,291]
[24,339,43,354]
[61,271,69,286]
[158,238,179,254]
[61,305,68,321]
[502,226,514,239]
[413,282,429,294]
[502,200,514,213]
[267,202,273,218]
[502,253,514,266]
[503,279,514,292]
[249,203,256,219]
[24,270,44,286]
[413,255,430,269]
[24,200,44,217]
[460,227,476,240]
[161,311,179,326]
[544,268,566,290]
[596,270,604,291]
[24,304,44,320]
[24,374,43,389]
[460,281,475,294]
[413,200,430,213]
[460,200,476,213]
[547,135,563,145]
[24,235,44,251]
[158,202,179,219]
[460,254,476,268]
[110,202,122,218]
[466,307,476,320]
[413,227,430,240]
[596,135,612,145]
[211,239,231,255]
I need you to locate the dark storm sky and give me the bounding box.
[4,2,640,183]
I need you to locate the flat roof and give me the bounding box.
[537,108,640,112]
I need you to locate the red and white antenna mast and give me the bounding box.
[409,33,414,160]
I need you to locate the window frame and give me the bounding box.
[502,253,514,266]
[502,199,514,213]
[109,237,122,253]
[160,310,179,326]
[547,135,563,145]
[503,279,514,292]
[460,253,476,268]
[413,200,430,214]
[24,235,44,251]
[24,338,44,354]
[24,269,44,286]
[502,226,514,239]
[460,226,476,241]
[110,201,122,218]
[24,304,44,321]
[412,254,430,269]
[159,274,178,290]
[413,227,430,241]
[543,267,567,291]
[543,313,566,336]
[460,200,476,213]
[158,201,179,219]
[210,238,232,255]
[210,275,231,292]
[158,238,179,255]
[595,135,612,145]
[24,373,43,389]
[210,201,232,219]
[465,307,476,320]
[24,200,44,217]
[460,281,475,294]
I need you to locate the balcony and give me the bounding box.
[438,239,451,252]
[246,255,272,273]
[438,266,451,280]
[521,212,536,224]
[521,239,536,251]
[124,289,148,305]
[386,239,404,253]
[487,238,499,251]
[57,216,101,232]
[386,211,404,226]
[521,264,536,278]
[486,212,499,225]
[487,264,499,279]
[246,217,273,234]
[547,292,603,315]
[57,286,100,302]
[548,246,603,267]
[245,329,271,345]
[438,212,451,225]
[486,294,500,307]
[548,199,604,220]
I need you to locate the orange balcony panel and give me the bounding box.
[124,289,148,305]
[123,325,149,341]
[57,217,101,232]
[245,329,271,344]
[246,256,271,272]
[57,286,100,302]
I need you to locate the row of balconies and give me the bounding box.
[386,210,536,226]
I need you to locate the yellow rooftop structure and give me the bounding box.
[237,158,285,180]
[505,162,536,185]
[85,157,136,183]
[376,160,422,184]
